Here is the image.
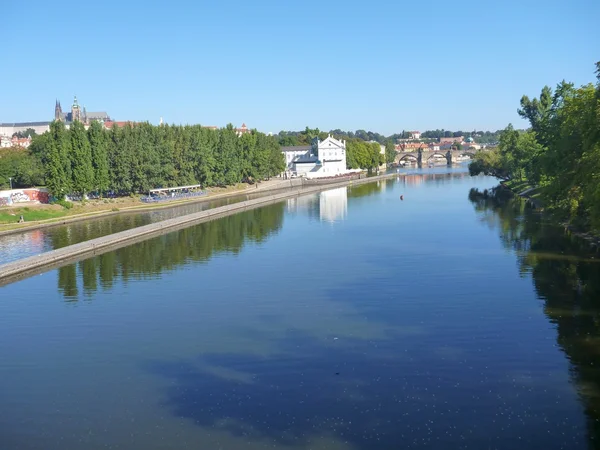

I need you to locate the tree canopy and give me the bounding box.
[469,61,600,229]
[19,122,285,198]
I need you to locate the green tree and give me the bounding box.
[108,124,133,194]
[69,120,94,195]
[215,125,241,185]
[0,148,44,188]
[472,61,600,230]
[266,136,285,179]
[88,120,109,194]
[43,121,71,198]
[385,140,396,165]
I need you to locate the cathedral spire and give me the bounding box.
[54,98,63,121]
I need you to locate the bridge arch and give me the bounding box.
[396,154,419,165]
[426,152,448,161]
[399,154,418,160]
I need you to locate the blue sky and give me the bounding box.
[2,0,598,135]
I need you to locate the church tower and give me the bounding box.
[71,96,81,122]
[54,99,63,121]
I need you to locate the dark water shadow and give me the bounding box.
[144,328,580,450]
[469,187,600,450]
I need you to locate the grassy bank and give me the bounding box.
[0,207,68,224]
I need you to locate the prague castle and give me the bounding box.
[54,96,111,125]
[0,96,112,138]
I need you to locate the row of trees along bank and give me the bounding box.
[2,123,399,194]
[469,62,600,230]
[27,121,286,198]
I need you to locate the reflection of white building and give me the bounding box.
[286,194,319,218]
[319,187,347,223]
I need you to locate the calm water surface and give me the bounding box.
[1,169,599,450]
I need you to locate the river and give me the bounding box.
[1,168,599,449]
[0,166,465,264]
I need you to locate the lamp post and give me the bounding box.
[8,177,12,190]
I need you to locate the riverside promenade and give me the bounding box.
[0,172,400,285]
[0,177,306,238]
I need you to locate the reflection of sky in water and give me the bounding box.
[0,229,50,263]
[0,170,592,449]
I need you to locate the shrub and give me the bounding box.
[54,199,73,210]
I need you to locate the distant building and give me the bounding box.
[55,96,111,125]
[235,123,250,136]
[282,135,353,178]
[0,135,12,147]
[2,97,115,138]
[409,131,421,140]
[85,111,110,122]
[103,121,135,129]
[396,142,427,152]
[282,145,312,170]
[439,136,464,144]
[11,136,31,148]
[0,135,31,148]
[0,122,51,138]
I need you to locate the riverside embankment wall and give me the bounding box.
[0,173,400,285]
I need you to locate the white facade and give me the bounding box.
[0,135,11,148]
[315,135,347,176]
[0,122,51,137]
[283,147,312,169]
[282,136,357,178]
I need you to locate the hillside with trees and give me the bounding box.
[469,62,600,230]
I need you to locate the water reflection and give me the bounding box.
[57,203,286,300]
[0,191,282,264]
[320,188,347,223]
[286,187,350,224]
[2,171,594,450]
[469,187,600,449]
[53,173,474,301]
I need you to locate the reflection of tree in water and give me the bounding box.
[347,181,384,199]
[48,214,153,251]
[469,187,600,448]
[57,203,285,300]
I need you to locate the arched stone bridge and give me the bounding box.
[395,148,482,166]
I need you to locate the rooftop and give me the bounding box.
[0,121,51,127]
[281,145,312,153]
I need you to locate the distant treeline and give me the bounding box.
[21,121,285,197]
[277,127,502,146]
[470,61,600,230]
